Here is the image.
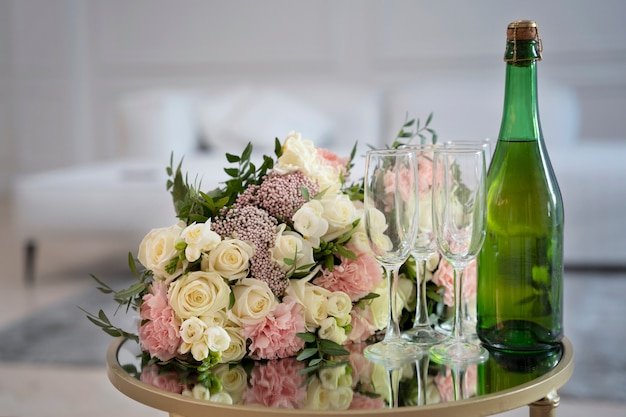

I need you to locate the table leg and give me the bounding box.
[529,390,560,417]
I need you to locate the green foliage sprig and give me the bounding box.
[296,332,350,375]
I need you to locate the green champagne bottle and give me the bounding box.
[477,20,564,352]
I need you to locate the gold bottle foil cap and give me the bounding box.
[505,20,542,62]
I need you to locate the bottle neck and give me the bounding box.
[498,40,542,142]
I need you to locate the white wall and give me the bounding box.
[2,0,625,192]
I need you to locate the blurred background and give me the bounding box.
[1,1,625,416]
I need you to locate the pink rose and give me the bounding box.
[243,357,307,408]
[431,259,477,307]
[314,246,383,301]
[242,296,306,360]
[138,281,181,361]
[140,364,186,394]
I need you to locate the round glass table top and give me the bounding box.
[107,337,573,417]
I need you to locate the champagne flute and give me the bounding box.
[363,149,420,364]
[399,143,446,347]
[429,148,488,364]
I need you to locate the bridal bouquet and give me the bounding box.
[86,115,452,378]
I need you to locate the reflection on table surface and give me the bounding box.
[115,338,563,411]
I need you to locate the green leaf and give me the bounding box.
[226,153,240,163]
[296,332,316,343]
[296,348,318,361]
[318,339,350,357]
[224,168,239,177]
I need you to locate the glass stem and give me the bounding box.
[384,266,402,341]
[413,257,431,329]
[452,267,466,342]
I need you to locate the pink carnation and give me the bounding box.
[140,364,186,394]
[346,306,376,344]
[314,246,383,301]
[350,392,386,409]
[138,281,181,361]
[434,364,477,402]
[243,357,307,408]
[417,155,434,193]
[317,147,349,179]
[242,296,306,360]
[383,166,415,203]
[431,259,477,307]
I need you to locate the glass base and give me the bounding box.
[364,339,422,366]
[429,339,489,365]
[401,325,447,347]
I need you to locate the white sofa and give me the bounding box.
[13,78,626,283]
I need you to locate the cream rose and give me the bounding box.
[320,194,359,241]
[292,200,328,248]
[168,271,231,320]
[304,378,330,410]
[209,391,234,404]
[230,278,277,325]
[318,365,352,390]
[329,386,354,410]
[397,273,416,313]
[202,238,254,281]
[200,309,228,328]
[181,222,221,262]
[302,283,331,331]
[137,221,185,282]
[318,317,347,345]
[212,364,247,402]
[219,325,247,363]
[270,224,314,273]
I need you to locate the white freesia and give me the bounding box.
[179,317,207,344]
[320,194,359,241]
[181,221,221,262]
[190,341,209,361]
[230,278,277,325]
[210,391,234,404]
[318,317,347,345]
[325,291,352,327]
[219,325,247,363]
[202,238,254,281]
[184,384,212,401]
[205,326,231,352]
[168,271,231,320]
[137,221,185,283]
[329,385,354,410]
[318,365,352,390]
[270,224,314,273]
[292,200,328,248]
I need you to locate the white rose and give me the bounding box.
[230,278,277,325]
[426,251,441,272]
[397,273,416,313]
[200,309,228,328]
[363,207,393,253]
[325,291,352,326]
[301,283,331,331]
[181,222,221,262]
[292,200,328,248]
[168,271,231,320]
[179,317,207,344]
[274,131,317,175]
[212,364,247,403]
[369,281,390,330]
[320,195,359,242]
[137,221,185,282]
[318,317,348,345]
[271,224,314,273]
[202,239,254,281]
[219,325,247,363]
[205,326,231,353]
[312,164,343,196]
